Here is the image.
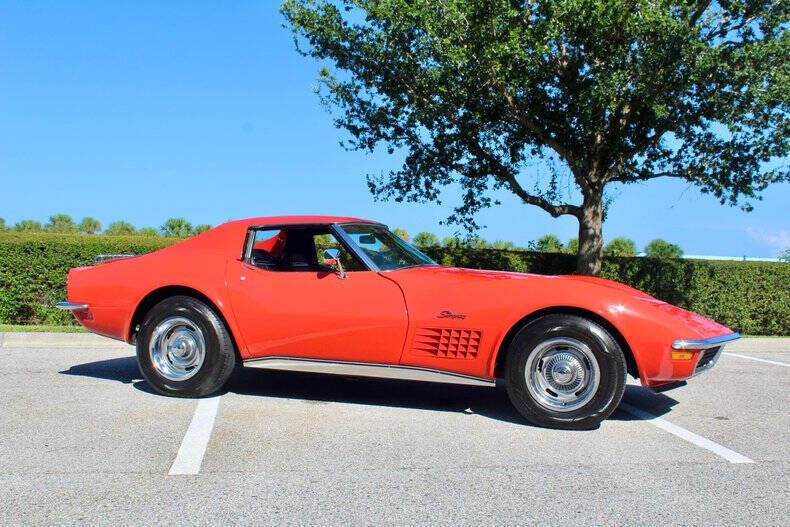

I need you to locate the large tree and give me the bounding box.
[282,0,789,274]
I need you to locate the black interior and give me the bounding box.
[250,227,327,272]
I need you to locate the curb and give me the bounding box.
[0,332,133,349]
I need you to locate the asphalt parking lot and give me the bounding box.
[1,334,788,525]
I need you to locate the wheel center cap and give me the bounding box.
[551,362,575,385]
[171,337,192,358]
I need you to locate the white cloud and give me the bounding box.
[746,227,790,255]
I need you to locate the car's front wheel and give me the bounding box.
[505,314,626,430]
[136,296,236,397]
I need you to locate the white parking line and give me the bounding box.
[168,396,221,475]
[723,352,790,368]
[619,403,754,464]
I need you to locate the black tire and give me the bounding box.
[136,295,236,397]
[504,314,626,430]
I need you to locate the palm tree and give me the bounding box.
[105,221,137,236]
[78,217,102,235]
[161,218,193,237]
[14,220,42,232]
[44,214,77,233]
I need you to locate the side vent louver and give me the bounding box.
[412,327,482,359]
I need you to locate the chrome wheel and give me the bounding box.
[148,317,206,381]
[524,337,600,412]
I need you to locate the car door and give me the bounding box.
[226,227,408,363]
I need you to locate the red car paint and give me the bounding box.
[64,216,733,388]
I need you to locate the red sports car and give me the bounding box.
[58,216,739,429]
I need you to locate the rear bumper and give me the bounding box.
[56,301,90,310]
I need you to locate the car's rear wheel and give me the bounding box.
[136,296,236,397]
[505,314,626,430]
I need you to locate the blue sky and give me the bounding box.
[1,1,788,257]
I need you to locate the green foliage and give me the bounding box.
[44,214,76,233]
[0,233,176,326]
[392,228,410,241]
[105,221,137,236]
[422,245,789,336]
[442,236,463,248]
[413,231,440,248]
[137,227,160,237]
[161,218,193,238]
[645,239,684,259]
[0,218,6,232]
[603,237,637,257]
[194,224,212,235]
[14,220,42,232]
[536,234,565,253]
[282,0,789,274]
[566,238,579,255]
[465,237,491,250]
[0,233,787,335]
[78,217,101,235]
[492,240,516,250]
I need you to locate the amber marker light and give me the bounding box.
[671,351,695,360]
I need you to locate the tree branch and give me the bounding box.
[501,173,581,218]
[395,75,580,219]
[689,1,711,25]
[486,67,574,164]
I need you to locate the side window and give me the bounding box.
[247,227,366,272]
[249,229,286,270]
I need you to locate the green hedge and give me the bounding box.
[1,233,788,335]
[424,247,789,336]
[0,233,177,326]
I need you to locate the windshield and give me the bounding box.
[339,224,437,271]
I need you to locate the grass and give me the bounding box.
[0,324,86,333]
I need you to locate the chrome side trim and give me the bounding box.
[55,301,89,310]
[672,332,741,350]
[243,357,496,387]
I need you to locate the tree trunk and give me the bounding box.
[576,189,604,276]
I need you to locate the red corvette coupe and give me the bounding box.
[58,216,739,429]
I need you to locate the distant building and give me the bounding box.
[635,253,783,262]
[682,254,782,263]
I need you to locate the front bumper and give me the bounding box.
[673,332,740,378]
[672,332,741,350]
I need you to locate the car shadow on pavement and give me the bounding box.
[60,356,681,426]
[59,356,157,395]
[59,355,528,426]
[611,384,680,420]
[225,366,529,426]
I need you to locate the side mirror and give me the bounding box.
[322,248,346,279]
